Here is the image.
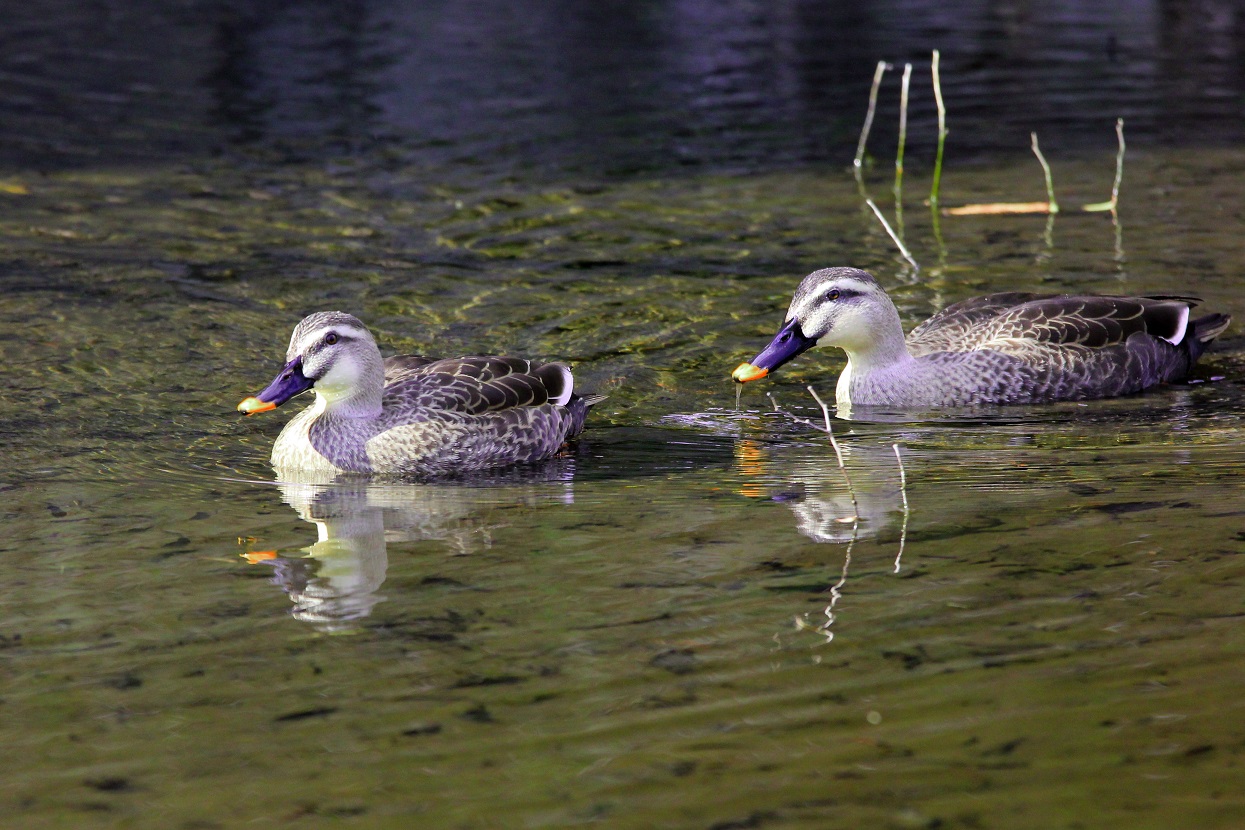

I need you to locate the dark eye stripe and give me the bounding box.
[306,332,352,356]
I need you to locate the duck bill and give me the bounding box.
[732,318,818,384]
[237,357,313,415]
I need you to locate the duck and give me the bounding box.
[238,311,602,477]
[732,267,1230,409]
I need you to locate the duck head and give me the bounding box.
[239,311,384,416]
[733,267,894,383]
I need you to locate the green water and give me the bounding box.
[2,147,1245,829]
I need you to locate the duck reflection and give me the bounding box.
[736,438,907,545]
[242,461,577,631]
[736,438,911,644]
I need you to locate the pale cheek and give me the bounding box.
[825,316,870,348]
[314,359,362,398]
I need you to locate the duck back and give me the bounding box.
[854,293,1230,406]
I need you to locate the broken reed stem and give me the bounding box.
[929,50,947,208]
[854,61,890,169]
[892,443,909,574]
[1030,132,1059,213]
[806,386,846,468]
[893,62,912,240]
[894,62,912,200]
[1110,118,1125,209]
[1084,118,1126,213]
[866,198,919,270]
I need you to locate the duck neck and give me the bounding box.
[835,312,915,405]
[319,388,383,420]
[315,365,385,420]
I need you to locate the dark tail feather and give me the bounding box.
[564,393,607,440]
[1189,313,1231,362]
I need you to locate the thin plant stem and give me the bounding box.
[1030,132,1059,213]
[1110,117,1125,208]
[892,443,909,574]
[866,198,919,270]
[894,62,912,207]
[1112,122,1126,263]
[1084,118,1126,213]
[854,61,890,170]
[929,50,947,208]
[806,387,847,470]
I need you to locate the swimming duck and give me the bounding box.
[732,267,1230,408]
[238,311,601,477]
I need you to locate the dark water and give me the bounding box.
[3,2,1245,828]
[4,0,1245,175]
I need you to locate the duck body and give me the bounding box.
[239,312,599,478]
[734,268,1230,409]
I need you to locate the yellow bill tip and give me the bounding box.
[732,362,768,383]
[238,396,276,415]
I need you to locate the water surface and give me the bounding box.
[2,2,1245,828]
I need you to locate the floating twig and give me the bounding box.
[944,201,1053,216]
[946,132,1062,216]
[942,134,1060,217]
[892,443,909,574]
[1084,118,1126,213]
[866,198,919,270]
[854,61,891,171]
[929,50,947,209]
[1030,132,1059,214]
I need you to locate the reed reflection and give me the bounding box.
[735,436,910,644]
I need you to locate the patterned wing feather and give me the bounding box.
[384,355,575,416]
[383,355,436,382]
[906,293,1043,355]
[909,294,1200,357]
[978,296,1196,353]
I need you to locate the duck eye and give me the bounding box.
[324,332,339,345]
[827,289,841,301]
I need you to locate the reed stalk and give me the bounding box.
[854,61,890,170]
[1030,132,1059,213]
[894,63,912,202]
[929,50,947,208]
[1084,118,1126,213]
